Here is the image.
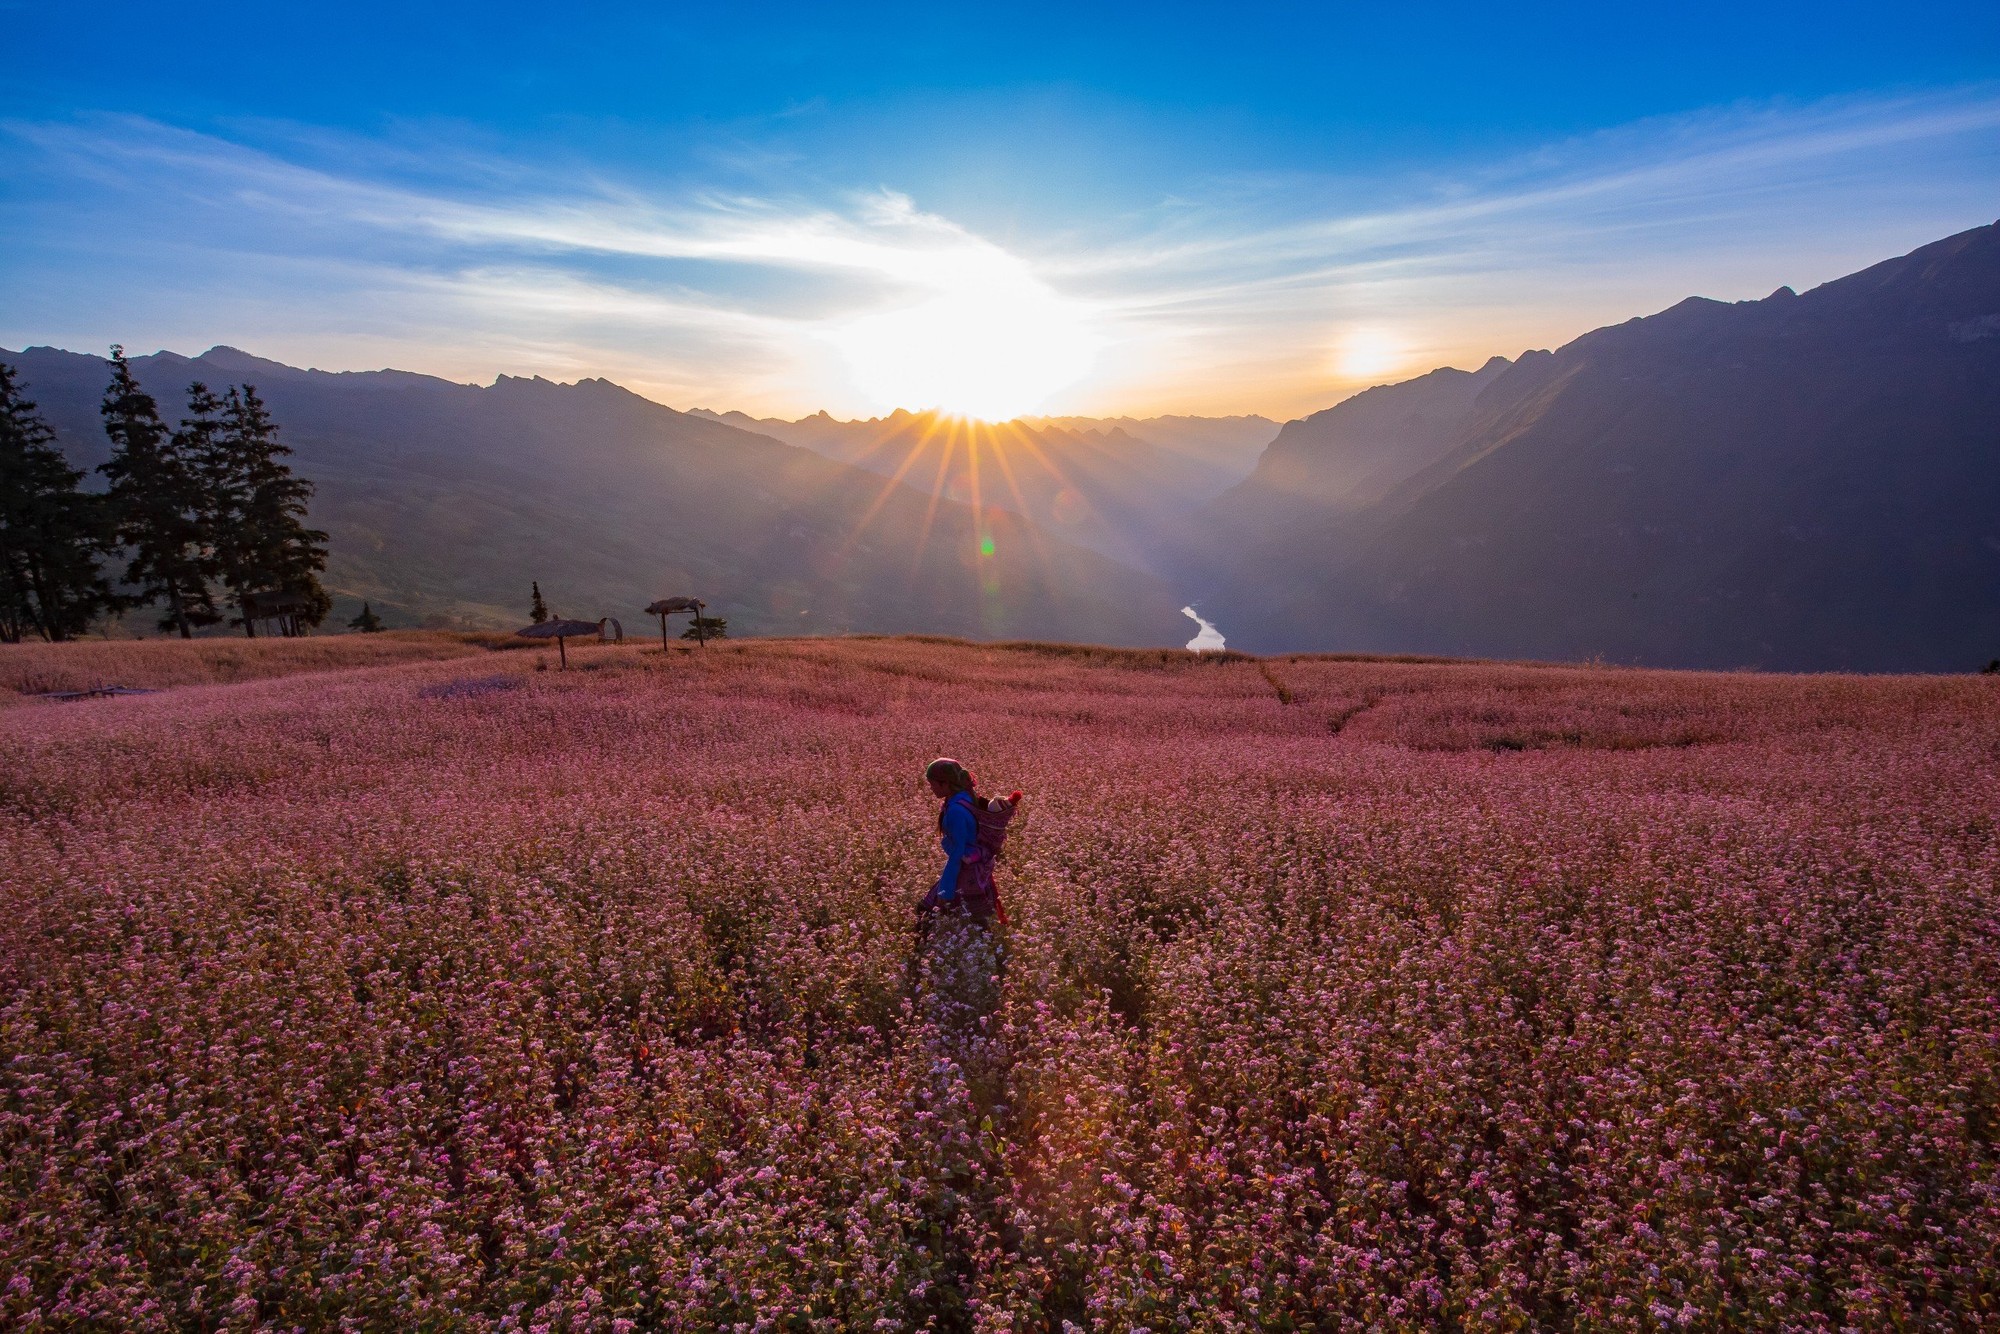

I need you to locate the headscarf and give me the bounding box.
[923,756,975,794]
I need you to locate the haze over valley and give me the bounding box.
[690,407,1278,569]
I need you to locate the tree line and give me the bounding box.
[0,348,329,642]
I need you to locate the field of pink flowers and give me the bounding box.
[3,635,1997,1331]
[0,631,521,701]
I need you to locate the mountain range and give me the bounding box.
[1,347,1196,644]
[6,221,1997,668]
[1178,220,2000,671]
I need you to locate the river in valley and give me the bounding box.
[1181,606,1226,652]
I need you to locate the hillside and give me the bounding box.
[1020,412,1278,476]
[3,634,1996,1324]
[5,347,1191,644]
[1223,357,1512,512]
[1187,222,2000,670]
[1195,356,1513,547]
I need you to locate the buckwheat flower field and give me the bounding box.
[3,635,1996,1331]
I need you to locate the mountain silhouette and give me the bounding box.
[1185,221,2000,670]
[5,347,1192,643]
[1200,356,1513,541]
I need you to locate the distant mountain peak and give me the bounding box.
[1222,351,1519,516]
[194,345,301,375]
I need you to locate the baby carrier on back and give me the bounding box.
[950,790,1022,924]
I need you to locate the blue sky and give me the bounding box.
[4,1,1997,417]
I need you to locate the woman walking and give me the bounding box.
[913,757,1015,1091]
[922,757,982,918]
[919,757,1018,923]
[915,755,1020,991]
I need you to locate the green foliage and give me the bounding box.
[681,615,727,641]
[98,348,218,638]
[97,355,329,640]
[213,385,329,636]
[0,362,121,642]
[349,602,385,633]
[530,580,549,624]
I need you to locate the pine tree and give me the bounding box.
[215,385,328,636]
[0,363,120,642]
[349,601,384,633]
[98,349,217,638]
[179,379,232,542]
[530,581,550,624]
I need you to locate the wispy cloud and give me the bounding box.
[8,116,1011,297]
[1074,90,2000,283]
[3,87,1997,417]
[1044,87,2000,409]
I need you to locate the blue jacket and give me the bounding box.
[933,792,977,902]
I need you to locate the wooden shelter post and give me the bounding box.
[644,596,706,652]
[515,616,601,667]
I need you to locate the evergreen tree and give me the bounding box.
[178,379,232,539]
[349,601,384,633]
[530,581,549,623]
[98,349,217,638]
[0,363,120,642]
[215,385,328,636]
[681,615,727,642]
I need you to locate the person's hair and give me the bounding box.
[924,757,975,794]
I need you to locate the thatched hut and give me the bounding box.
[645,597,707,648]
[516,617,602,668]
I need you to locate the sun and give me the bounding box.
[833,258,1102,421]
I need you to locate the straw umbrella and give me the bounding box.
[516,617,601,668]
[644,596,706,649]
